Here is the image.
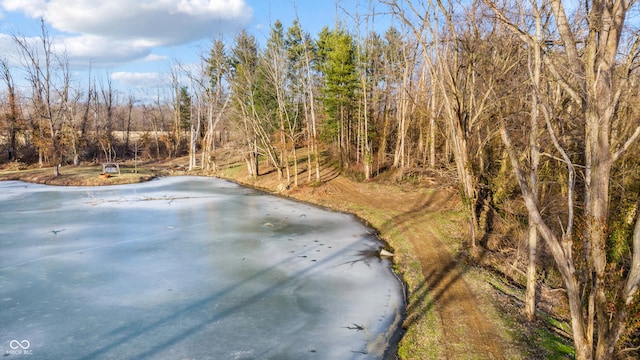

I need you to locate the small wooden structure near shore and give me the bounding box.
[102,162,120,175]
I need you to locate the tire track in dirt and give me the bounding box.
[403,214,505,359]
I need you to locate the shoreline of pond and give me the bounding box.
[1,160,522,359]
[0,171,408,358]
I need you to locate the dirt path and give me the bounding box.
[304,176,507,359]
[402,211,505,359]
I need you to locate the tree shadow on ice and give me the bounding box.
[77,240,369,360]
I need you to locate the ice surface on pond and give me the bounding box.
[0,177,404,359]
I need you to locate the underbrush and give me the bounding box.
[476,270,575,359]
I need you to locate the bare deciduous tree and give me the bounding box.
[385,0,498,248]
[0,58,20,162]
[487,0,640,358]
[13,19,61,174]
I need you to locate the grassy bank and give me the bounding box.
[0,162,159,186]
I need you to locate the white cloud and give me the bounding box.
[58,34,153,63]
[7,0,251,44]
[111,72,166,88]
[2,0,46,18]
[0,33,37,66]
[143,54,169,62]
[0,32,152,69]
[0,0,252,67]
[0,33,14,55]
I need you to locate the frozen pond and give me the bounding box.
[0,177,404,359]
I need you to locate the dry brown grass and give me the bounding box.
[0,163,159,186]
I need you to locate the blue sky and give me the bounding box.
[0,0,382,92]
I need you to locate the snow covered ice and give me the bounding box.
[0,177,404,359]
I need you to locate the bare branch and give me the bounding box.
[548,0,583,77]
[500,122,576,277]
[612,123,640,162]
[539,101,575,241]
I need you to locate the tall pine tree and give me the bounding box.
[316,26,358,165]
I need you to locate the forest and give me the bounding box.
[1,1,639,359]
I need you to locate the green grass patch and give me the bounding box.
[219,162,246,178]
[472,267,575,359]
[532,327,575,359]
[545,316,572,335]
[398,303,443,359]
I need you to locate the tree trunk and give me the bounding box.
[292,144,298,187]
[253,139,259,177]
[525,12,542,320]
[501,123,592,359]
[361,74,371,181]
[429,91,438,169]
[125,98,133,153]
[451,117,477,247]
[524,223,538,321]
[189,125,196,171]
[378,109,391,174]
[301,33,321,183]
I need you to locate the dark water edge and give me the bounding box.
[383,315,406,360]
[383,268,407,360]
